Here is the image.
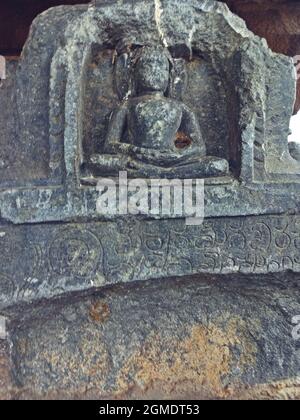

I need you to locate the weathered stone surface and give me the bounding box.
[0,0,298,224]
[0,341,13,400]
[226,0,300,114]
[3,273,299,400]
[289,142,300,161]
[1,214,300,312]
[1,0,297,116]
[86,44,230,179]
[0,0,300,400]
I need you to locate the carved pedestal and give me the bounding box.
[0,0,299,399]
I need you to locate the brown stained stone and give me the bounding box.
[0,341,14,400]
[0,0,300,400]
[6,273,300,400]
[233,379,300,400]
[89,300,111,323]
[113,319,259,400]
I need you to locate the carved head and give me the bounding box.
[135,46,170,94]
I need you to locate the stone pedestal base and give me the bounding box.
[1,272,300,400]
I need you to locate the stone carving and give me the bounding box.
[86,46,229,179]
[1,0,300,400]
[0,0,299,312]
[0,0,299,223]
[0,214,299,311]
[49,228,103,277]
[0,274,15,302]
[289,142,300,162]
[8,271,300,400]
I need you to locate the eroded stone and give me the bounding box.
[0,0,300,400]
[5,273,300,400]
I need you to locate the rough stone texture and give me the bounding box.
[0,0,298,215]
[1,215,300,312]
[0,0,91,56]
[0,0,300,400]
[289,142,300,161]
[0,0,299,306]
[85,44,229,179]
[226,0,300,114]
[0,341,13,400]
[2,273,299,400]
[1,0,300,115]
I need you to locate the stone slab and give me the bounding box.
[1,214,300,311]
[4,272,300,399]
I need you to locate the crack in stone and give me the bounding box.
[154,0,168,48]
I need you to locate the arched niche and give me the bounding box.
[80,45,232,171]
[13,0,297,186]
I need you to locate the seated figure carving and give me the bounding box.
[88,46,229,178]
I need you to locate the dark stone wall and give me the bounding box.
[0,0,90,56]
[0,0,299,400]
[0,1,299,56]
[3,273,300,399]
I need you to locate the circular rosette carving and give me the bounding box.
[194,227,216,249]
[145,235,164,252]
[250,222,272,251]
[49,229,102,277]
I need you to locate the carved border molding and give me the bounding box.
[1,214,300,310]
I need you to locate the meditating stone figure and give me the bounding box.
[89,46,229,178]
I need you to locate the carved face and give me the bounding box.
[135,47,170,94]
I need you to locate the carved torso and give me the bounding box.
[127,95,183,151]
